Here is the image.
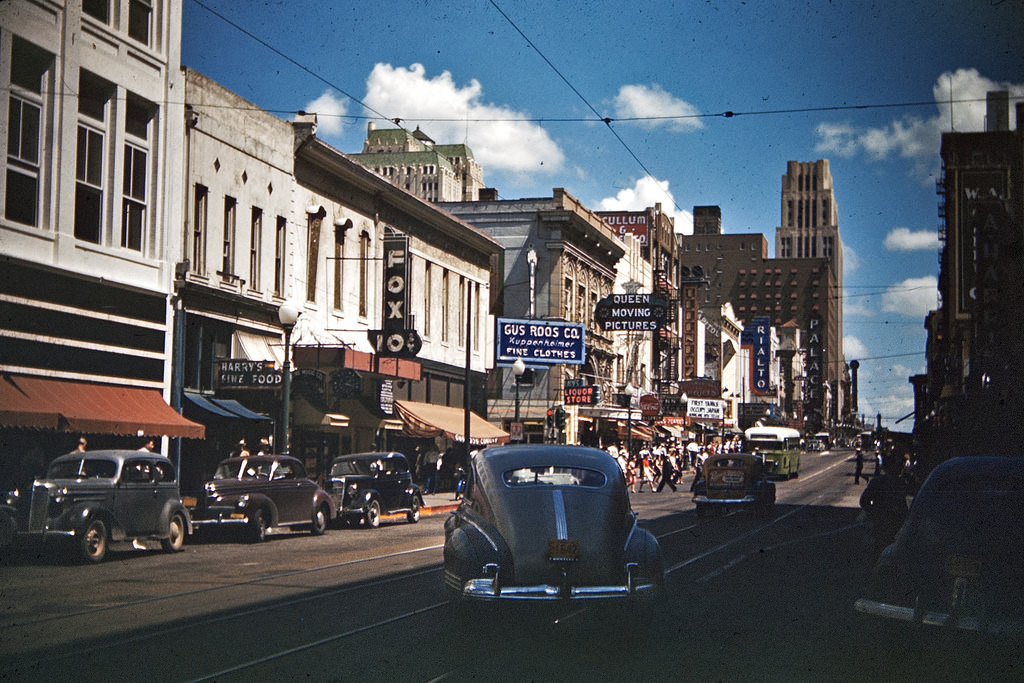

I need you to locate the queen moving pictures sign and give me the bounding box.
[496,318,586,366]
[594,293,668,331]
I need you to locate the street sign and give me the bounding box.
[510,422,523,442]
[496,318,586,366]
[594,293,667,331]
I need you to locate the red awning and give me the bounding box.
[394,400,508,445]
[0,375,205,438]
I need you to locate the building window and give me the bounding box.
[441,269,450,342]
[274,216,286,296]
[423,262,432,337]
[458,275,466,347]
[128,0,153,46]
[249,207,262,290]
[305,209,324,303]
[74,71,111,242]
[6,38,51,227]
[192,184,207,274]
[222,196,236,276]
[358,231,370,318]
[332,220,350,311]
[473,282,481,351]
[120,94,152,251]
[83,0,111,23]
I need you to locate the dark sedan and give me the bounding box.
[327,452,423,528]
[692,453,776,517]
[855,456,1024,635]
[11,450,191,563]
[188,455,335,542]
[444,444,663,602]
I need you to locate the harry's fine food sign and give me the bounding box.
[218,360,280,388]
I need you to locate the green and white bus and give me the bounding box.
[744,426,802,479]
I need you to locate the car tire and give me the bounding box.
[161,511,187,553]
[0,510,16,550]
[250,509,268,543]
[406,497,421,524]
[365,500,381,528]
[80,518,108,564]
[310,504,329,536]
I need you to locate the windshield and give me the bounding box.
[502,466,607,488]
[46,458,117,480]
[330,459,373,477]
[213,459,275,480]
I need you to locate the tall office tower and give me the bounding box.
[775,160,846,427]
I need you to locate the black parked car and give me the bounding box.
[11,450,191,563]
[327,452,423,528]
[855,456,1024,635]
[189,455,335,542]
[444,444,663,602]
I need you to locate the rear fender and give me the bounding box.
[157,502,193,537]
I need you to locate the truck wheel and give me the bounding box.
[80,519,108,563]
[161,512,187,552]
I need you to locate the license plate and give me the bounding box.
[229,512,246,520]
[723,472,744,485]
[182,496,197,508]
[946,554,981,578]
[548,538,579,561]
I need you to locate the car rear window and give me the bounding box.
[47,458,117,480]
[502,466,607,488]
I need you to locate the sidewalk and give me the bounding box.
[420,491,462,516]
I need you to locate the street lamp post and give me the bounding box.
[278,301,301,454]
[625,383,637,457]
[512,358,526,442]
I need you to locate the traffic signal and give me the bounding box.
[546,407,555,429]
[554,405,566,431]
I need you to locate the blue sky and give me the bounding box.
[182,0,1023,429]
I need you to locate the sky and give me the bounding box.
[182,0,1024,430]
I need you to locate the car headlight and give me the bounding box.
[346,484,358,498]
[236,494,249,508]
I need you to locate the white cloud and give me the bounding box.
[814,69,1024,169]
[844,335,870,360]
[843,242,863,273]
[301,91,349,138]
[884,227,940,252]
[881,276,938,318]
[612,84,704,132]
[362,63,563,174]
[596,176,692,233]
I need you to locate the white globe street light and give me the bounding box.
[277,302,301,453]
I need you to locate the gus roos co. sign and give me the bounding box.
[496,318,586,366]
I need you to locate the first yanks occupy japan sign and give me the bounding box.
[496,318,585,366]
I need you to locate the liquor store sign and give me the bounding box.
[218,360,280,388]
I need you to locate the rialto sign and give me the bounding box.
[741,317,772,396]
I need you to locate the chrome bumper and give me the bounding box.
[855,597,1023,635]
[693,494,758,504]
[454,562,661,601]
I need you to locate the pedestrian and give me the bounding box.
[655,452,677,492]
[75,437,88,452]
[859,456,909,556]
[256,437,270,455]
[138,439,155,452]
[854,446,865,484]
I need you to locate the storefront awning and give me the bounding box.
[0,374,205,438]
[617,420,654,442]
[235,330,284,366]
[394,400,509,445]
[183,391,271,423]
